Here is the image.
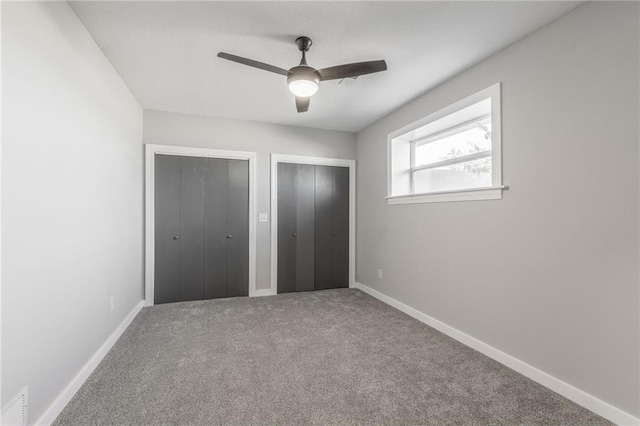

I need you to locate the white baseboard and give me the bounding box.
[251,288,277,297]
[34,300,145,426]
[353,282,639,426]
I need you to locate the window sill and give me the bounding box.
[386,185,508,205]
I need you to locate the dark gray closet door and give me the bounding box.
[314,165,334,290]
[277,163,315,294]
[155,155,206,304]
[179,157,206,301]
[204,158,249,299]
[226,159,250,297]
[278,163,349,293]
[204,158,228,299]
[331,166,350,287]
[277,163,297,294]
[155,154,249,304]
[295,164,316,291]
[154,155,182,304]
[315,165,349,290]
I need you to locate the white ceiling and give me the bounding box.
[69,1,580,132]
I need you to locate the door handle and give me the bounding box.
[173,236,180,240]
[227,235,233,239]
[292,233,297,237]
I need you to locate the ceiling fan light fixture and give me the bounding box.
[287,66,320,97]
[288,79,318,97]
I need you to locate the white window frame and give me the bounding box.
[387,83,505,204]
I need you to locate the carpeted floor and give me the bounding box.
[54,289,610,425]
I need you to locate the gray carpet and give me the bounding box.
[54,289,610,425]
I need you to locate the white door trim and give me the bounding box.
[145,144,257,306]
[270,154,356,295]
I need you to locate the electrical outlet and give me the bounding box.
[258,213,268,223]
[377,269,383,279]
[109,296,115,313]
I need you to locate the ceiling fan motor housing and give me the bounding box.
[288,66,320,84]
[287,65,321,97]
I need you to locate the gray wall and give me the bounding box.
[143,110,357,291]
[356,1,639,416]
[2,2,144,423]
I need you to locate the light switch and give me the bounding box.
[259,213,268,223]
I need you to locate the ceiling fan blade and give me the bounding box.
[217,52,288,76]
[296,97,310,113]
[318,60,387,81]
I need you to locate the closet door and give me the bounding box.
[331,166,350,287]
[295,164,316,291]
[204,158,249,299]
[315,165,349,290]
[204,158,228,299]
[277,163,297,294]
[226,159,250,297]
[154,155,205,304]
[314,165,334,290]
[179,157,206,300]
[277,162,350,293]
[154,155,182,304]
[155,154,249,304]
[277,163,315,293]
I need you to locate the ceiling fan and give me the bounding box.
[217,36,387,113]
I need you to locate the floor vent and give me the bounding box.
[2,387,28,426]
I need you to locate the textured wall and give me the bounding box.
[356,2,639,416]
[2,2,144,423]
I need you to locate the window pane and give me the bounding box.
[413,157,492,193]
[415,122,492,167]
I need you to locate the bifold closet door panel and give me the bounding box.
[154,155,182,304]
[314,165,334,290]
[315,165,349,290]
[331,166,350,287]
[179,156,206,301]
[277,163,315,293]
[226,159,249,297]
[204,158,228,299]
[295,164,316,292]
[277,163,297,294]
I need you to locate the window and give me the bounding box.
[387,83,503,204]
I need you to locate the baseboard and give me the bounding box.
[251,288,277,297]
[353,282,639,426]
[34,300,145,426]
